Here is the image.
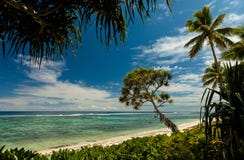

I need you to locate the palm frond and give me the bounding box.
[233,26,244,40]
[92,0,127,48]
[184,33,205,47]
[123,0,157,22]
[221,41,244,61]
[211,14,226,30]
[185,20,195,32]
[201,88,220,107]
[193,6,212,26]
[216,27,236,35]
[202,76,218,88]
[202,62,220,89]
[1,0,173,64]
[187,34,206,58]
[212,32,234,50]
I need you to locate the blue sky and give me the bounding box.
[0,0,243,111]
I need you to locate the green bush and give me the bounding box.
[0,145,47,160]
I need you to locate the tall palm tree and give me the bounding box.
[185,5,235,93]
[202,62,224,89]
[221,27,244,61]
[184,5,234,64]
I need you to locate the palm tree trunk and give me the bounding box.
[209,40,218,64]
[209,40,223,89]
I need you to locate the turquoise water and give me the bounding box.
[0,111,199,151]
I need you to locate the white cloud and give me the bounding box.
[14,82,111,102]
[0,60,125,111]
[177,73,202,84]
[140,36,189,54]
[222,13,244,27]
[153,66,171,71]
[132,34,195,65]
[153,65,184,75]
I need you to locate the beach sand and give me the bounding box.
[38,121,200,155]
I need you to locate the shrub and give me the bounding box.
[0,145,47,160]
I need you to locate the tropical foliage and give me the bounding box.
[185,5,244,160]
[0,125,224,160]
[0,0,172,64]
[221,27,244,61]
[202,62,224,89]
[201,62,244,159]
[119,68,178,132]
[0,145,47,160]
[200,27,244,159]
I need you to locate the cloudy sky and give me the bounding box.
[0,0,243,111]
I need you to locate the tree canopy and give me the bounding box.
[0,0,172,64]
[119,67,178,132]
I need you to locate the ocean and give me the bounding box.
[0,111,199,151]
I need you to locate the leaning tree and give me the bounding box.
[119,67,178,132]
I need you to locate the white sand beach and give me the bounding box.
[38,121,200,155]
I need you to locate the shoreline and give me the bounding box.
[38,121,200,155]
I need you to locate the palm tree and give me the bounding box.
[221,27,244,61]
[185,6,237,159]
[184,5,234,64]
[202,62,224,89]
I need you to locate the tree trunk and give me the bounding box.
[209,40,223,91]
[151,99,179,132]
[209,40,218,64]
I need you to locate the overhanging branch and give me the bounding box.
[4,0,37,15]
